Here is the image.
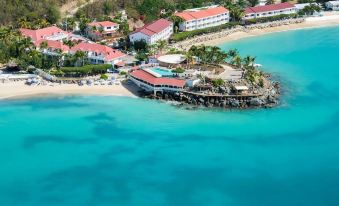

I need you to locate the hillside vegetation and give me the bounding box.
[0,0,67,26]
[76,0,217,22]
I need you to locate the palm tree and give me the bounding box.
[226,5,244,22]
[170,15,184,33]
[265,0,275,5]
[232,55,243,69]
[242,55,256,67]
[36,19,50,29]
[236,0,247,8]
[28,49,43,68]
[184,51,194,69]
[18,17,30,29]
[156,40,168,54]
[74,50,86,66]
[247,0,259,7]
[227,49,239,63]
[16,37,34,57]
[210,46,222,63]
[39,41,48,50]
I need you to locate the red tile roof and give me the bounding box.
[130,69,186,87]
[20,26,69,42]
[175,6,229,21]
[245,3,295,14]
[131,19,172,37]
[88,21,118,28]
[71,42,125,61]
[35,40,70,52]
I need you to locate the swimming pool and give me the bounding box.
[150,67,173,77]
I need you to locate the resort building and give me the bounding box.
[174,5,229,31]
[35,40,70,56]
[129,19,173,45]
[244,3,297,20]
[20,26,69,43]
[86,21,119,41]
[70,42,125,65]
[129,67,186,93]
[325,1,339,11]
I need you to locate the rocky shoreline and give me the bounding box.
[138,76,281,110]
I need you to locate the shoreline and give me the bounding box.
[173,12,339,48]
[0,82,139,101]
[2,14,339,101]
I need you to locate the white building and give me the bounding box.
[325,1,339,11]
[129,19,173,45]
[174,5,229,31]
[70,42,125,65]
[129,68,186,94]
[86,21,119,41]
[244,3,297,20]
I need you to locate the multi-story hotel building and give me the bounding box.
[174,5,229,31]
[244,3,297,20]
[129,19,173,45]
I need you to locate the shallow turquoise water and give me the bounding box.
[1,26,339,206]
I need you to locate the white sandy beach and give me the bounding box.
[175,12,339,47]
[2,12,339,100]
[0,81,138,100]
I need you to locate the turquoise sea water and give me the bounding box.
[1,26,339,206]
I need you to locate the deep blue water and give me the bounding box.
[1,26,339,206]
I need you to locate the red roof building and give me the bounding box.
[174,6,229,31]
[20,26,69,42]
[35,40,70,53]
[244,3,296,19]
[86,21,119,41]
[70,42,125,64]
[129,19,173,45]
[129,69,186,92]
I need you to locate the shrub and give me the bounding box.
[244,14,298,25]
[212,78,224,87]
[173,67,185,73]
[100,74,109,80]
[60,64,112,77]
[171,22,239,42]
[119,71,127,76]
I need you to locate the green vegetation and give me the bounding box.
[298,4,321,16]
[212,78,225,87]
[0,0,61,27]
[185,44,263,86]
[171,22,239,42]
[100,74,109,80]
[189,45,228,65]
[0,27,63,70]
[76,0,230,23]
[244,14,298,25]
[119,71,127,76]
[173,67,185,73]
[59,64,112,77]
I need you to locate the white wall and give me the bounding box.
[179,12,229,31]
[244,8,297,19]
[129,24,173,45]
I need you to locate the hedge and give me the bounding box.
[171,22,240,42]
[60,64,112,76]
[244,14,298,25]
